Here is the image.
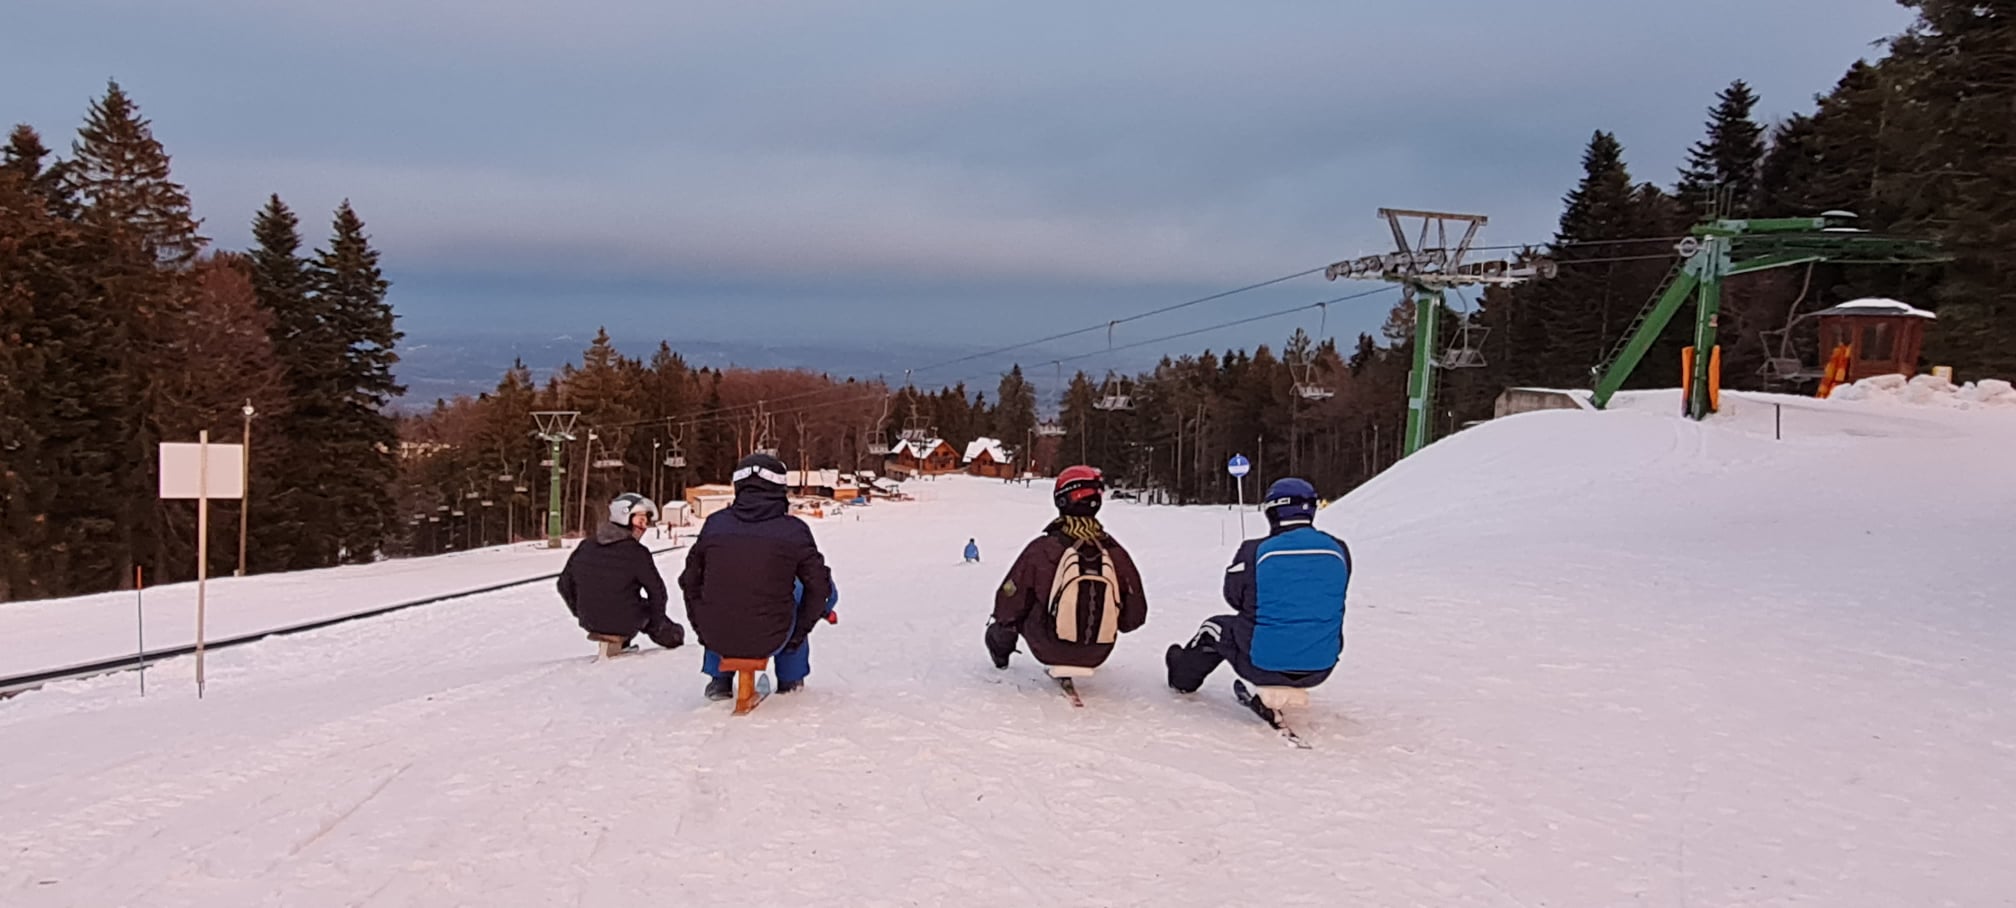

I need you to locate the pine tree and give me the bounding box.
[312,201,403,562]
[1675,80,1767,218]
[248,194,339,568]
[993,364,1039,457]
[0,153,54,598]
[1887,3,2016,378]
[63,81,206,589]
[1056,372,1098,470]
[1519,132,1650,387]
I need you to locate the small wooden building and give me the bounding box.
[963,437,1015,479]
[1816,298,1936,382]
[684,484,735,520]
[886,438,960,478]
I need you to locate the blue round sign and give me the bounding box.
[1226,455,1250,478]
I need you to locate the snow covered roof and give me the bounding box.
[1819,298,1936,319]
[893,438,952,459]
[963,437,1012,464]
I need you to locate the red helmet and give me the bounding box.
[1053,465,1104,515]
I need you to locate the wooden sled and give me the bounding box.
[1253,686,1310,711]
[717,656,770,715]
[587,632,633,660]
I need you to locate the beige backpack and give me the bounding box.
[1047,541,1122,644]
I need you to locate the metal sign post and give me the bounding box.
[159,433,246,699]
[1227,454,1251,538]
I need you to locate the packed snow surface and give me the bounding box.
[3,391,2012,906]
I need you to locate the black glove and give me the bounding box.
[644,617,685,650]
[783,631,810,653]
[984,620,1018,669]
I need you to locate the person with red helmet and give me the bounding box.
[985,465,1148,676]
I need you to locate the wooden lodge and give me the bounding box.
[963,437,1016,479]
[885,437,960,478]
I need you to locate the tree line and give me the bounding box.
[322,1,2016,553]
[1,83,400,601]
[8,3,2008,598]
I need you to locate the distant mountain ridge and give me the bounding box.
[393,334,1081,409]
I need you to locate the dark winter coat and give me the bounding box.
[992,522,1147,668]
[1222,523,1351,673]
[679,484,834,660]
[558,523,672,637]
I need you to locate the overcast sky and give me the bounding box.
[4,0,1912,382]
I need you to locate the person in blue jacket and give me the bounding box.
[1165,477,1350,717]
[963,538,980,563]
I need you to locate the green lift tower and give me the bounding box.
[1590,212,1945,419]
[1326,208,1557,458]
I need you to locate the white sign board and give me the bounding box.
[159,443,245,500]
[1226,454,1251,478]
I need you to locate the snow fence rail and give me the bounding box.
[0,544,684,699]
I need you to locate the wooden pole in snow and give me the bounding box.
[196,429,210,699]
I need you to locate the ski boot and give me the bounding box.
[1233,680,1278,725]
[704,674,734,701]
[776,678,805,694]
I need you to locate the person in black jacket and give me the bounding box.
[680,453,835,699]
[558,492,684,651]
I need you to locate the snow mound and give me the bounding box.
[1829,372,2016,407]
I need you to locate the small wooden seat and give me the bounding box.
[716,657,769,714]
[1045,665,1095,679]
[1255,686,1310,711]
[587,632,631,660]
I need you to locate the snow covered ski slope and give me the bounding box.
[3,392,2012,907]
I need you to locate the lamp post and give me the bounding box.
[652,438,662,508]
[237,400,254,576]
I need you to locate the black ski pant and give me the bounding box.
[1166,615,1331,693]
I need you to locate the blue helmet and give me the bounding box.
[1262,477,1318,526]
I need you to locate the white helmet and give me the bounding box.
[608,492,658,525]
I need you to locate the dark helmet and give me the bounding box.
[1052,465,1105,517]
[732,452,789,492]
[1262,477,1318,527]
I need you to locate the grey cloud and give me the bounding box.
[6,0,1913,346]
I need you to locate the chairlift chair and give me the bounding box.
[1440,323,1491,369]
[1756,329,1822,384]
[1286,306,1336,401]
[1093,372,1135,411]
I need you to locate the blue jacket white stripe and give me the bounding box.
[1223,523,1351,672]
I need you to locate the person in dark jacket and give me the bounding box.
[986,465,1147,672]
[1166,478,1350,716]
[558,492,684,650]
[680,453,835,698]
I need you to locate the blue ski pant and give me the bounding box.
[701,642,811,685]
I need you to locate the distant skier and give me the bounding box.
[681,453,836,699]
[558,492,685,651]
[1165,477,1350,722]
[964,538,980,563]
[986,466,1147,675]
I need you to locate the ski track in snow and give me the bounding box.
[3,391,2014,907]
